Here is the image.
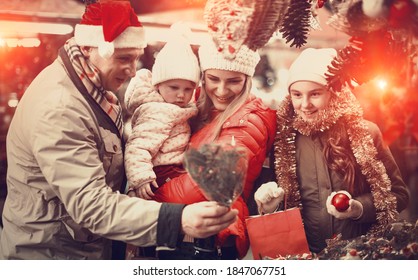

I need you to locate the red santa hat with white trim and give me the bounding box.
[74,0,146,58]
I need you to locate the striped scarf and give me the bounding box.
[62,38,123,135]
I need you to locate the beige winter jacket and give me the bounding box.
[0,57,180,259]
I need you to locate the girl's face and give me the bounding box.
[85,47,144,92]
[157,79,196,108]
[203,69,246,111]
[289,81,331,121]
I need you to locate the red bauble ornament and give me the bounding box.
[388,0,416,27]
[317,0,327,8]
[331,192,351,212]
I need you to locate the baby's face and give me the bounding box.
[157,79,196,107]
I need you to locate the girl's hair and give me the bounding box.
[321,121,366,196]
[191,72,252,142]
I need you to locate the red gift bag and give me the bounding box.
[245,206,310,259]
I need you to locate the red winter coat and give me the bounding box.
[153,95,276,258]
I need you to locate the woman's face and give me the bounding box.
[203,69,246,111]
[289,81,331,121]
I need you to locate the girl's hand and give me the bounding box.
[326,192,364,220]
[254,182,285,214]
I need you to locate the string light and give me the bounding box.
[376,78,388,90]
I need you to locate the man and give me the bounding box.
[0,1,237,259]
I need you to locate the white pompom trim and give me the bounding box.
[98,41,115,58]
[74,24,147,49]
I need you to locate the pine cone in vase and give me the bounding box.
[183,142,247,206]
[279,0,312,48]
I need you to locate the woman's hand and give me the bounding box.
[254,182,285,214]
[326,192,364,220]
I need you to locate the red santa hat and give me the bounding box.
[74,1,146,58]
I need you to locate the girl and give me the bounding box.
[254,48,409,254]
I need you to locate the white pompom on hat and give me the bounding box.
[74,1,146,58]
[198,39,260,77]
[151,22,200,86]
[287,48,337,91]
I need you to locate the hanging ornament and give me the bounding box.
[316,0,327,9]
[244,0,290,50]
[346,0,387,34]
[279,0,312,48]
[326,37,364,92]
[326,29,411,92]
[203,0,290,58]
[388,0,417,28]
[362,0,386,18]
[309,0,323,30]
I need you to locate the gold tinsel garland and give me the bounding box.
[274,88,398,234]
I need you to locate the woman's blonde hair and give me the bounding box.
[192,72,252,142]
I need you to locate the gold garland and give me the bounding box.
[274,88,398,234]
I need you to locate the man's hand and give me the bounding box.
[181,201,238,239]
[326,192,364,220]
[254,182,285,214]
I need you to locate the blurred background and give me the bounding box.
[0,0,417,225]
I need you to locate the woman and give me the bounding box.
[254,48,409,254]
[151,40,277,259]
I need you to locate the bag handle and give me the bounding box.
[283,194,287,211]
[258,191,287,215]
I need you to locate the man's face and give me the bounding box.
[86,47,144,92]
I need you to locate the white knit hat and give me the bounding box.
[151,23,200,86]
[287,48,337,91]
[74,1,146,58]
[198,39,260,77]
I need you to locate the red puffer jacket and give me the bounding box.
[153,95,276,258]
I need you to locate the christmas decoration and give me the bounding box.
[326,36,365,92]
[388,0,417,28]
[266,220,417,260]
[243,0,290,50]
[317,220,418,260]
[362,0,386,18]
[278,0,312,48]
[183,142,247,207]
[326,30,412,92]
[331,191,351,212]
[316,0,327,9]
[325,0,418,91]
[274,88,398,233]
[203,0,290,58]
